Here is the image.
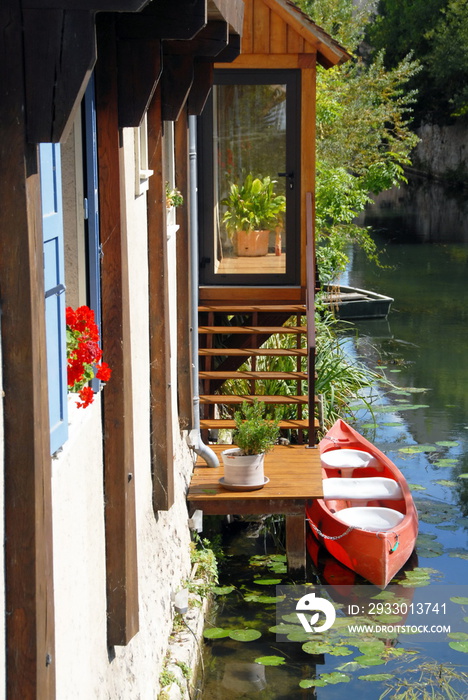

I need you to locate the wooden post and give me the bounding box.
[95,15,139,646]
[175,108,194,429]
[147,84,175,511]
[286,514,306,576]
[0,1,56,696]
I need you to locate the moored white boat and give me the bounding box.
[306,419,418,588]
[323,284,394,320]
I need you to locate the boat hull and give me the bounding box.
[306,420,418,588]
[323,284,394,320]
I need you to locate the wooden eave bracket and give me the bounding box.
[23,8,97,143]
[117,39,162,127]
[162,19,235,120]
[116,0,207,41]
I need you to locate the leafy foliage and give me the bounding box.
[368,0,468,121]
[295,0,420,282]
[233,400,280,455]
[221,174,285,235]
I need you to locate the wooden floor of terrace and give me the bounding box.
[187,444,323,575]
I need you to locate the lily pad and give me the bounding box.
[434,458,459,467]
[244,593,284,604]
[450,596,468,605]
[448,632,468,640]
[458,474,468,479]
[254,655,286,666]
[399,444,437,454]
[302,640,333,655]
[212,585,235,596]
[408,483,427,491]
[448,550,468,560]
[329,646,354,656]
[353,655,383,666]
[286,630,311,642]
[436,441,459,447]
[203,627,230,639]
[299,672,350,688]
[358,673,395,681]
[356,640,386,655]
[433,479,458,487]
[269,623,302,636]
[228,628,262,642]
[416,533,444,558]
[253,578,282,586]
[449,640,468,653]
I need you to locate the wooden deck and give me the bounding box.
[187,444,323,574]
[216,253,286,275]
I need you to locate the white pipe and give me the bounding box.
[187,115,219,467]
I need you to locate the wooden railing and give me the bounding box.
[306,191,316,446]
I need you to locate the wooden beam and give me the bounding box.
[23,0,149,9]
[116,0,207,41]
[117,38,162,127]
[164,21,228,56]
[214,33,241,64]
[161,53,194,122]
[217,53,314,69]
[175,109,193,427]
[187,61,214,115]
[23,8,96,143]
[300,65,316,291]
[147,86,175,512]
[0,2,55,696]
[95,15,139,647]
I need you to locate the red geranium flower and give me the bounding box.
[66,305,112,408]
[77,386,94,409]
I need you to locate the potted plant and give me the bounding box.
[221,174,286,257]
[221,400,280,490]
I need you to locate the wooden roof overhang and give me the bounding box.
[22,0,245,143]
[199,0,350,304]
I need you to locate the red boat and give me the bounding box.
[306,419,418,588]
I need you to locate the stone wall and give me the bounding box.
[412,122,468,183]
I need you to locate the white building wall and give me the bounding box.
[52,127,194,699]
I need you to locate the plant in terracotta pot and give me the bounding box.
[221,174,286,257]
[221,400,280,490]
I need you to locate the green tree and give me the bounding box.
[426,0,468,117]
[296,0,420,282]
[367,0,468,122]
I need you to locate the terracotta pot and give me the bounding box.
[221,448,265,486]
[236,229,269,256]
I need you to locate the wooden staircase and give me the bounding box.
[198,304,320,445]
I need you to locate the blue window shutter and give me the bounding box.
[83,75,102,393]
[40,142,68,454]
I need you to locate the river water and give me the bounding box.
[198,217,468,697]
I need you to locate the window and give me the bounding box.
[41,75,102,454]
[198,69,301,286]
[40,142,68,454]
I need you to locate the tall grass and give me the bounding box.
[219,311,382,430]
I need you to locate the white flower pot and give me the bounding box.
[221,448,265,487]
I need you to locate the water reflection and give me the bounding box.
[359,174,468,243]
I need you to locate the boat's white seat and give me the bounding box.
[320,448,379,469]
[335,506,404,532]
[322,477,403,501]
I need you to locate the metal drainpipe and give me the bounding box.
[186,115,219,467]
